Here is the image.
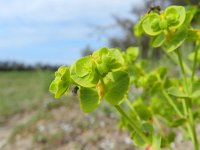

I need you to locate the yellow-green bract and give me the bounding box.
[49,66,71,98]
[92,47,125,76]
[49,47,139,113]
[70,56,99,88]
[134,5,190,52]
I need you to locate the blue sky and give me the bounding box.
[0,0,143,65]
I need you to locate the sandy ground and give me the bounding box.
[0,98,134,150]
[0,97,199,150]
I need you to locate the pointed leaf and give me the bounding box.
[132,132,146,148]
[133,99,152,120]
[167,86,189,98]
[163,26,187,53]
[124,47,139,63]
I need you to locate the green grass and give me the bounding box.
[0,70,54,118]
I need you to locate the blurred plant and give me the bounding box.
[50,5,200,150]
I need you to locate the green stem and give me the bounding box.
[175,49,199,150]
[162,90,184,118]
[176,49,185,75]
[114,105,150,144]
[191,43,200,83]
[125,98,141,122]
[182,99,187,116]
[188,107,199,150]
[175,49,190,94]
[166,51,192,75]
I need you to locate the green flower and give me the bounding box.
[164,6,186,30]
[49,66,71,98]
[70,56,99,87]
[92,47,125,76]
[135,6,186,37]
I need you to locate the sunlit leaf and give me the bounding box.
[104,71,130,105]
[49,66,71,98]
[124,47,139,63]
[79,87,100,113]
[163,26,187,52]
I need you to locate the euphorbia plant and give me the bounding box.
[50,5,200,150]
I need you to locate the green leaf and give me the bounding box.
[184,5,198,26]
[191,80,200,99]
[134,14,148,37]
[163,26,187,53]
[142,122,153,135]
[167,86,189,98]
[132,132,146,148]
[164,6,186,29]
[133,99,152,120]
[170,118,186,127]
[132,123,153,148]
[156,66,168,79]
[161,130,176,147]
[108,48,125,69]
[147,66,167,79]
[186,29,200,42]
[152,133,161,150]
[167,131,176,144]
[142,12,162,36]
[150,81,162,95]
[79,87,100,113]
[70,56,99,87]
[104,71,130,105]
[124,47,139,63]
[75,57,91,77]
[188,50,200,62]
[49,66,71,98]
[152,32,165,48]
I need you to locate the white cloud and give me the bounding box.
[0,24,94,49]
[0,0,142,49]
[0,0,143,64]
[0,0,141,22]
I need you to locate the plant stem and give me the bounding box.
[175,49,190,94]
[162,90,184,118]
[166,51,192,75]
[188,107,199,150]
[191,42,200,83]
[114,105,150,144]
[181,99,187,116]
[175,49,199,150]
[125,98,141,122]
